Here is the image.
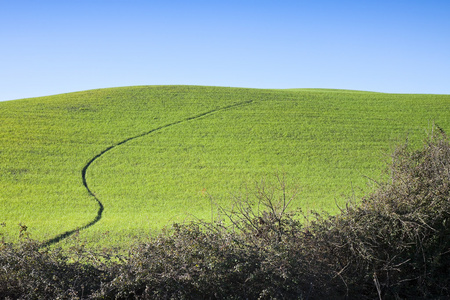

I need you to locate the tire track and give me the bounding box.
[41,100,253,247]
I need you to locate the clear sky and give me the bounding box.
[1,0,449,101]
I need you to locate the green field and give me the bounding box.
[1,86,449,248]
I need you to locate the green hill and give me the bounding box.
[1,86,449,248]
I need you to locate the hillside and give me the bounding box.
[1,86,449,247]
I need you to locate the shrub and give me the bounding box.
[95,176,335,299]
[0,236,104,299]
[312,127,450,298]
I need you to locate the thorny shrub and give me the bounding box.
[0,234,105,299]
[312,127,450,299]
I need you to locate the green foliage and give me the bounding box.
[1,86,449,247]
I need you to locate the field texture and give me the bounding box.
[1,86,449,248]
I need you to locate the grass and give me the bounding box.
[1,85,449,248]
[2,131,449,298]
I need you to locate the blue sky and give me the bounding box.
[1,0,449,101]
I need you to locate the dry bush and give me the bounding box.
[0,235,104,299]
[312,127,450,298]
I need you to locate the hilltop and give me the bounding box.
[1,85,449,247]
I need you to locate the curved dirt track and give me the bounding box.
[42,100,253,247]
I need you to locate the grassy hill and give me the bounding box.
[1,85,449,248]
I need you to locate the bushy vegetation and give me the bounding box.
[309,127,450,298]
[1,130,449,299]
